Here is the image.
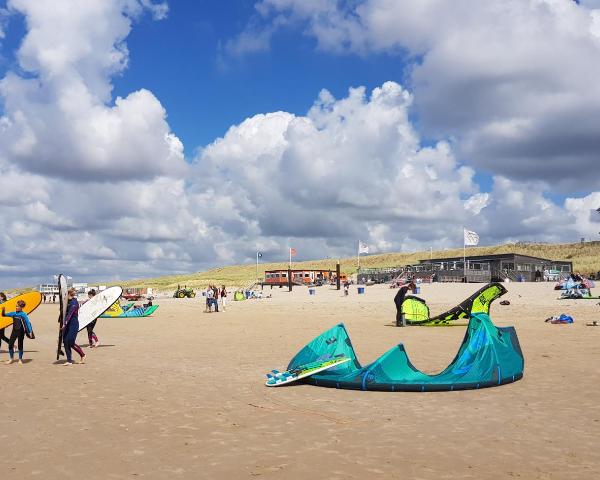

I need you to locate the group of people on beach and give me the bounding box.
[0,288,102,366]
[205,285,227,312]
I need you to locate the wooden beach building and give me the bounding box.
[358,253,572,283]
[264,269,346,286]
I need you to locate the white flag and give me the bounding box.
[464,229,479,246]
[358,241,369,254]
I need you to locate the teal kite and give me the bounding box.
[286,313,523,391]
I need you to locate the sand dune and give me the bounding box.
[1,283,599,479]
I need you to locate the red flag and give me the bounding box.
[290,248,297,257]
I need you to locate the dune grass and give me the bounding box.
[114,241,600,292]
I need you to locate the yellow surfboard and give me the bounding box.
[0,292,42,329]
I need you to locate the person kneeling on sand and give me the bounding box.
[2,300,34,365]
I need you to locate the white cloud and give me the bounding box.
[1,0,599,288]
[198,82,484,253]
[0,0,186,181]
[239,0,600,190]
[564,192,600,239]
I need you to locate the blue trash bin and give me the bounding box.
[309,288,316,295]
[357,287,365,294]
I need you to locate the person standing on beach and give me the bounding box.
[212,285,219,312]
[62,288,85,365]
[0,292,9,351]
[205,286,214,313]
[220,285,227,311]
[84,289,100,348]
[1,300,34,364]
[343,281,350,296]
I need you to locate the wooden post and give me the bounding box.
[288,267,292,292]
[336,262,341,290]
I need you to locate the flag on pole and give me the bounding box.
[358,241,369,254]
[463,229,479,246]
[290,248,297,257]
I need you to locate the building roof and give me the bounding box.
[265,269,337,273]
[419,253,571,265]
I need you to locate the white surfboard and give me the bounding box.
[77,286,123,332]
[265,356,351,387]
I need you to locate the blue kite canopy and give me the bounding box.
[287,313,524,391]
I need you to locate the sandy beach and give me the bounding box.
[1,282,599,479]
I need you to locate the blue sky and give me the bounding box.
[0,0,599,286]
[113,3,407,154]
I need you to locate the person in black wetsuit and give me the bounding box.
[85,289,100,348]
[394,281,416,327]
[0,292,9,350]
[62,288,86,365]
[2,299,33,364]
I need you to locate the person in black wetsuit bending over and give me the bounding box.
[394,281,416,327]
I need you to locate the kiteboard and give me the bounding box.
[56,274,68,360]
[77,286,123,332]
[265,356,351,387]
[557,296,600,300]
[0,292,43,330]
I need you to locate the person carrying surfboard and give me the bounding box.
[62,288,86,365]
[0,291,13,351]
[0,292,9,350]
[1,300,33,365]
[84,289,100,348]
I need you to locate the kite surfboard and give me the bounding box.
[56,274,68,360]
[0,292,43,330]
[77,286,123,332]
[265,356,351,387]
[557,296,600,300]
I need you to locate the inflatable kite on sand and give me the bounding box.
[280,312,524,392]
[399,282,508,326]
[100,301,159,318]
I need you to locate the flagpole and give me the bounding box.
[256,252,259,284]
[289,247,292,269]
[357,241,360,272]
[463,227,466,281]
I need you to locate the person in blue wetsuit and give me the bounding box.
[1,300,33,365]
[62,288,86,365]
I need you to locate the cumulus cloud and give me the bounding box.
[0,0,194,286]
[198,82,517,256]
[564,192,600,238]
[0,0,185,181]
[235,0,600,190]
[1,0,599,288]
